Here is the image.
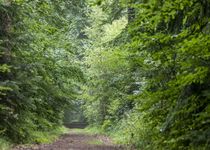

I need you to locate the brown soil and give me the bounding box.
[12,131,124,150]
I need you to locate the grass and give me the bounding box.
[70,127,105,146]
[87,139,104,145]
[109,130,128,145]
[10,126,70,149]
[0,127,70,150]
[0,126,70,150]
[31,126,70,144]
[77,126,127,145]
[70,126,103,135]
[0,137,12,150]
[82,126,104,135]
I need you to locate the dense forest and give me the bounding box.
[0,0,210,149]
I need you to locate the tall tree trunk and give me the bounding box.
[0,1,12,79]
[1,14,12,63]
[127,0,135,23]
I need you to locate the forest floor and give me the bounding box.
[12,129,124,150]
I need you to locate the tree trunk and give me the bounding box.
[127,0,135,23]
[0,1,12,79]
[0,1,12,64]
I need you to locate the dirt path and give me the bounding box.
[13,130,124,150]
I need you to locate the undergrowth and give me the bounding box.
[9,126,69,149]
[30,126,69,144]
[82,126,127,145]
[0,137,12,150]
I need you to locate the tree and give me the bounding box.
[0,0,84,143]
[82,0,210,149]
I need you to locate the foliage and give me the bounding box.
[81,3,130,125]
[30,126,69,144]
[1,0,210,149]
[82,0,210,149]
[0,137,12,150]
[0,0,85,144]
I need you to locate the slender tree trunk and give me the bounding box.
[0,1,12,63]
[127,0,135,23]
[0,1,12,79]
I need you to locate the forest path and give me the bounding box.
[13,129,124,150]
